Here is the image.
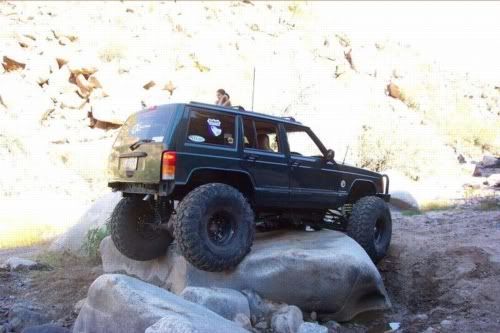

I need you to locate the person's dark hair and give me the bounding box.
[217,88,229,99]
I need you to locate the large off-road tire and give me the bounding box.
[173,183,255,272]
[110,197,173,261]
[346,196,392,263]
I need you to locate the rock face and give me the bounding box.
[101,229,391,321]
[181,287,251,321]
[49,192,121,254]
[73,274,249,333]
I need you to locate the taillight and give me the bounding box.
[161,151,176,180]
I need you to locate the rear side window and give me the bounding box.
[187,109,236,146]
[114,106,176,146]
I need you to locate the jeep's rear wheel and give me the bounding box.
[346,196,392,263]
[110,197,173,261]
[174,183,255,272]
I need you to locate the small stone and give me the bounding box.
[298,322,328,333]
[440,319,453,329]
[233,313,252,330]
[143,80,155,90]
[414,313,428,321]
[271,305,303,333]
[254,321,268,329]
[387,82,401,99]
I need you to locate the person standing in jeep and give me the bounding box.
[107,102,391,272]
[215,89,231,107]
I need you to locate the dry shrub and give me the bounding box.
[397,74,500,156]
[354,112,452,181]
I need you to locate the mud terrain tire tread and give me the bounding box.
[110,197,173,261]
[346,196,392,263]
[174,183,255,272]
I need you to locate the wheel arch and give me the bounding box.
[347,179,377,203]
[179,167,255,201]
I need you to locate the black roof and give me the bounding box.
[186,101,303,126]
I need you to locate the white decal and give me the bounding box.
[152,136,164,142]
[340,180,347,188]
[207,118,221,126]
[210,126,222,137]
[188,135,205,143]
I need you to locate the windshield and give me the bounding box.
[114,106,177,147]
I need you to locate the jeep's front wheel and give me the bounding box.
[174,183,255,272]
[110,197,173,261]
[346,196,392,263]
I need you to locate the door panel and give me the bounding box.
[285,125,341,209]
[240,117,290,207]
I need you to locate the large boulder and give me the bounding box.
[49,192,121,254]
[101,229,391,321]
[73,274,249,333]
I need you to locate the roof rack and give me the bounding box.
[189,101,245,111]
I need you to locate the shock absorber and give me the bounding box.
[342,203,353,217]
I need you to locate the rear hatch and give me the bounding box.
[108,105,179,184]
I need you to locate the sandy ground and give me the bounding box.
[1,206,499,332]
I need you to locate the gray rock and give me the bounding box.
[144,315,197,333]
[241,289,282,323]
[324,320,341,332]
[486,174,500,187]
[49,192,121,254]
[482,155,500,168]
[101,229,391,321]
[73,274,248,333]
[297,322,328,333]
[233,313,252,330]
[8,302,50,332]
[73,298,86,314]
[21,324,70,333]
[271,305,303,333]
[1,257,42,272]
[181,287,250,321]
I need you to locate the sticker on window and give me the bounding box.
[152,136,164,142]
[188,135,205,143]
[207,118,222,137]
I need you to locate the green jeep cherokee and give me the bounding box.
[107,102,392,272]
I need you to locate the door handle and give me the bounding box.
[245,155,257,162]
[290,161,300,167]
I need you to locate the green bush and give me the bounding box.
[81,223,110,260]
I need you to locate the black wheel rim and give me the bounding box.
[207,211,235,246]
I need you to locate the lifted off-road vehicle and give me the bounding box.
[108,102,392,272]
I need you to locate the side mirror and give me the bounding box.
[325,149,335,162]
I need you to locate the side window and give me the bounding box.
[242,117,256,149]
[285,125,323,158]
[254,120,281,153]
[187,109,235,146]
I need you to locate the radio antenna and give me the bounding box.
[342,145,349,165]
[251,67,256,110]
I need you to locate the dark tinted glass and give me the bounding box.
[187,109,236,146]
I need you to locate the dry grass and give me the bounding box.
[420,199,456,212]
[0,223,60,249]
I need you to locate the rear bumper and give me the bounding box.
[108,181,174,196]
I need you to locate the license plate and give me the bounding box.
[123,157,138,171]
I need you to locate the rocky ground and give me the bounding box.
[1,204,499,333]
